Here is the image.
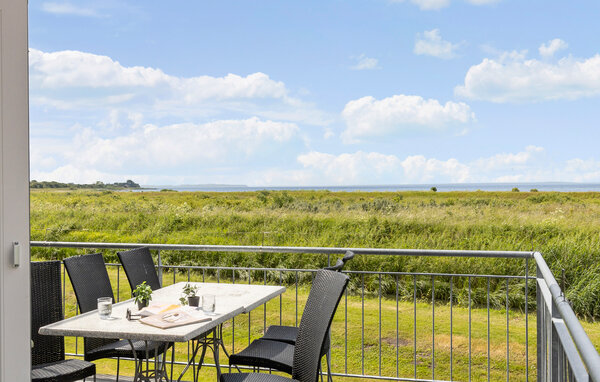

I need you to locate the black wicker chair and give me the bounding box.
[229,251,355,381]
[117,247,162,292]
[63,253,169,381]
[31,261,96,382]
[222,269,349,382]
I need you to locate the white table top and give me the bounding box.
[39,282,285,342]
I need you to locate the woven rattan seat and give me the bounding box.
[64,253,169,380]
[221,372,299,382]
[31,261,96,382]
[117,247,162,291]
[32,359,96,382]
[223,269,348,382]
[229,339,294,374]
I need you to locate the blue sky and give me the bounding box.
[28,0,600,186]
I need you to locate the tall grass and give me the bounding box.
[30,189,600,320]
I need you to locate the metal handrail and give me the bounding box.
[30,240,534,258]
[534,252,600,381]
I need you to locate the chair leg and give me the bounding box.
[116,357,120,382]
[326,350,333,382]
[171,343,175,381]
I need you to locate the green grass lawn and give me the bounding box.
[52,265,600,382]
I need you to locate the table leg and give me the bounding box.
[127,340,170,382]
[177,327,228,382]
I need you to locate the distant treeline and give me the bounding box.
[30,179,140,189]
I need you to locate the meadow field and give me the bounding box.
[31,189,600,319]
[30,189,600,380]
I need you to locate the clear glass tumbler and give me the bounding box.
[97,297,112,319]
[202,294,216,314]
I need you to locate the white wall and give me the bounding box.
[0,0,30,380]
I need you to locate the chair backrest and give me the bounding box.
[292,270,349,382]
[63,253,115,313]
[31,261,65,366]
[117,247,161,292]
[63,253,117,358]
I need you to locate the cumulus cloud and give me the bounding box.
[292,146,600,185]
[28,48,331,126]
[29,49,286,98]
[298,150,469,184]
[31,117,300,182]
[539,38,568,58]
[455,49,600,102]
[414,29,461,59]
[350,54,380,70]
[341,94,475,143]
[250,146,600,186]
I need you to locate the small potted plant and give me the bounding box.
[133,281,153,310]
[180,283,199,306]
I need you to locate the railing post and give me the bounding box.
[537,264,544,382]
[157,249,163,287]
[551,298,562,382]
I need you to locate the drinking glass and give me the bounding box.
[202,294,215,314]
[97,297,112,319]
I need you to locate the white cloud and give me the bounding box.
[341,94,474,143]
[414,29,460,59]
[391,0,498,10]
[465,0,499,4]
[41,2,100,17]
[539,38,568,58]
[350,54,379,70]
[29,48,331,125]
[391,0,451,11]
[292,146,600,185]
[455,49,600,102]
[29,49,286,98]
[31,117,301,183]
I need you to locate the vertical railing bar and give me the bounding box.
[413,275,417,379]
[187,268,190,282]
[379,273,382,376]
[525,258,529,382]
[361,273,365,375]
[279,271,283,326]
[62,264,66,313]
[487,277,490,382]
[432,275,435,381]
[450,276,453,381]
[173,266,176,285]
[345,278,348,375]
[157,249,162,287]
[263,269,267,335]
[232,269,236,354]
[506,278,509,382]
[202,268,205,282]
[469,276,472,382]
[295,271,299,327]
[117,265,120,302]
[217,268,220,283]
[248,269,252,346]
[396,275,399,378]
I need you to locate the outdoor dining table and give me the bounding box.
[39,282,286,382]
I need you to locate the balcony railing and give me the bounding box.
[30,241,600,382]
